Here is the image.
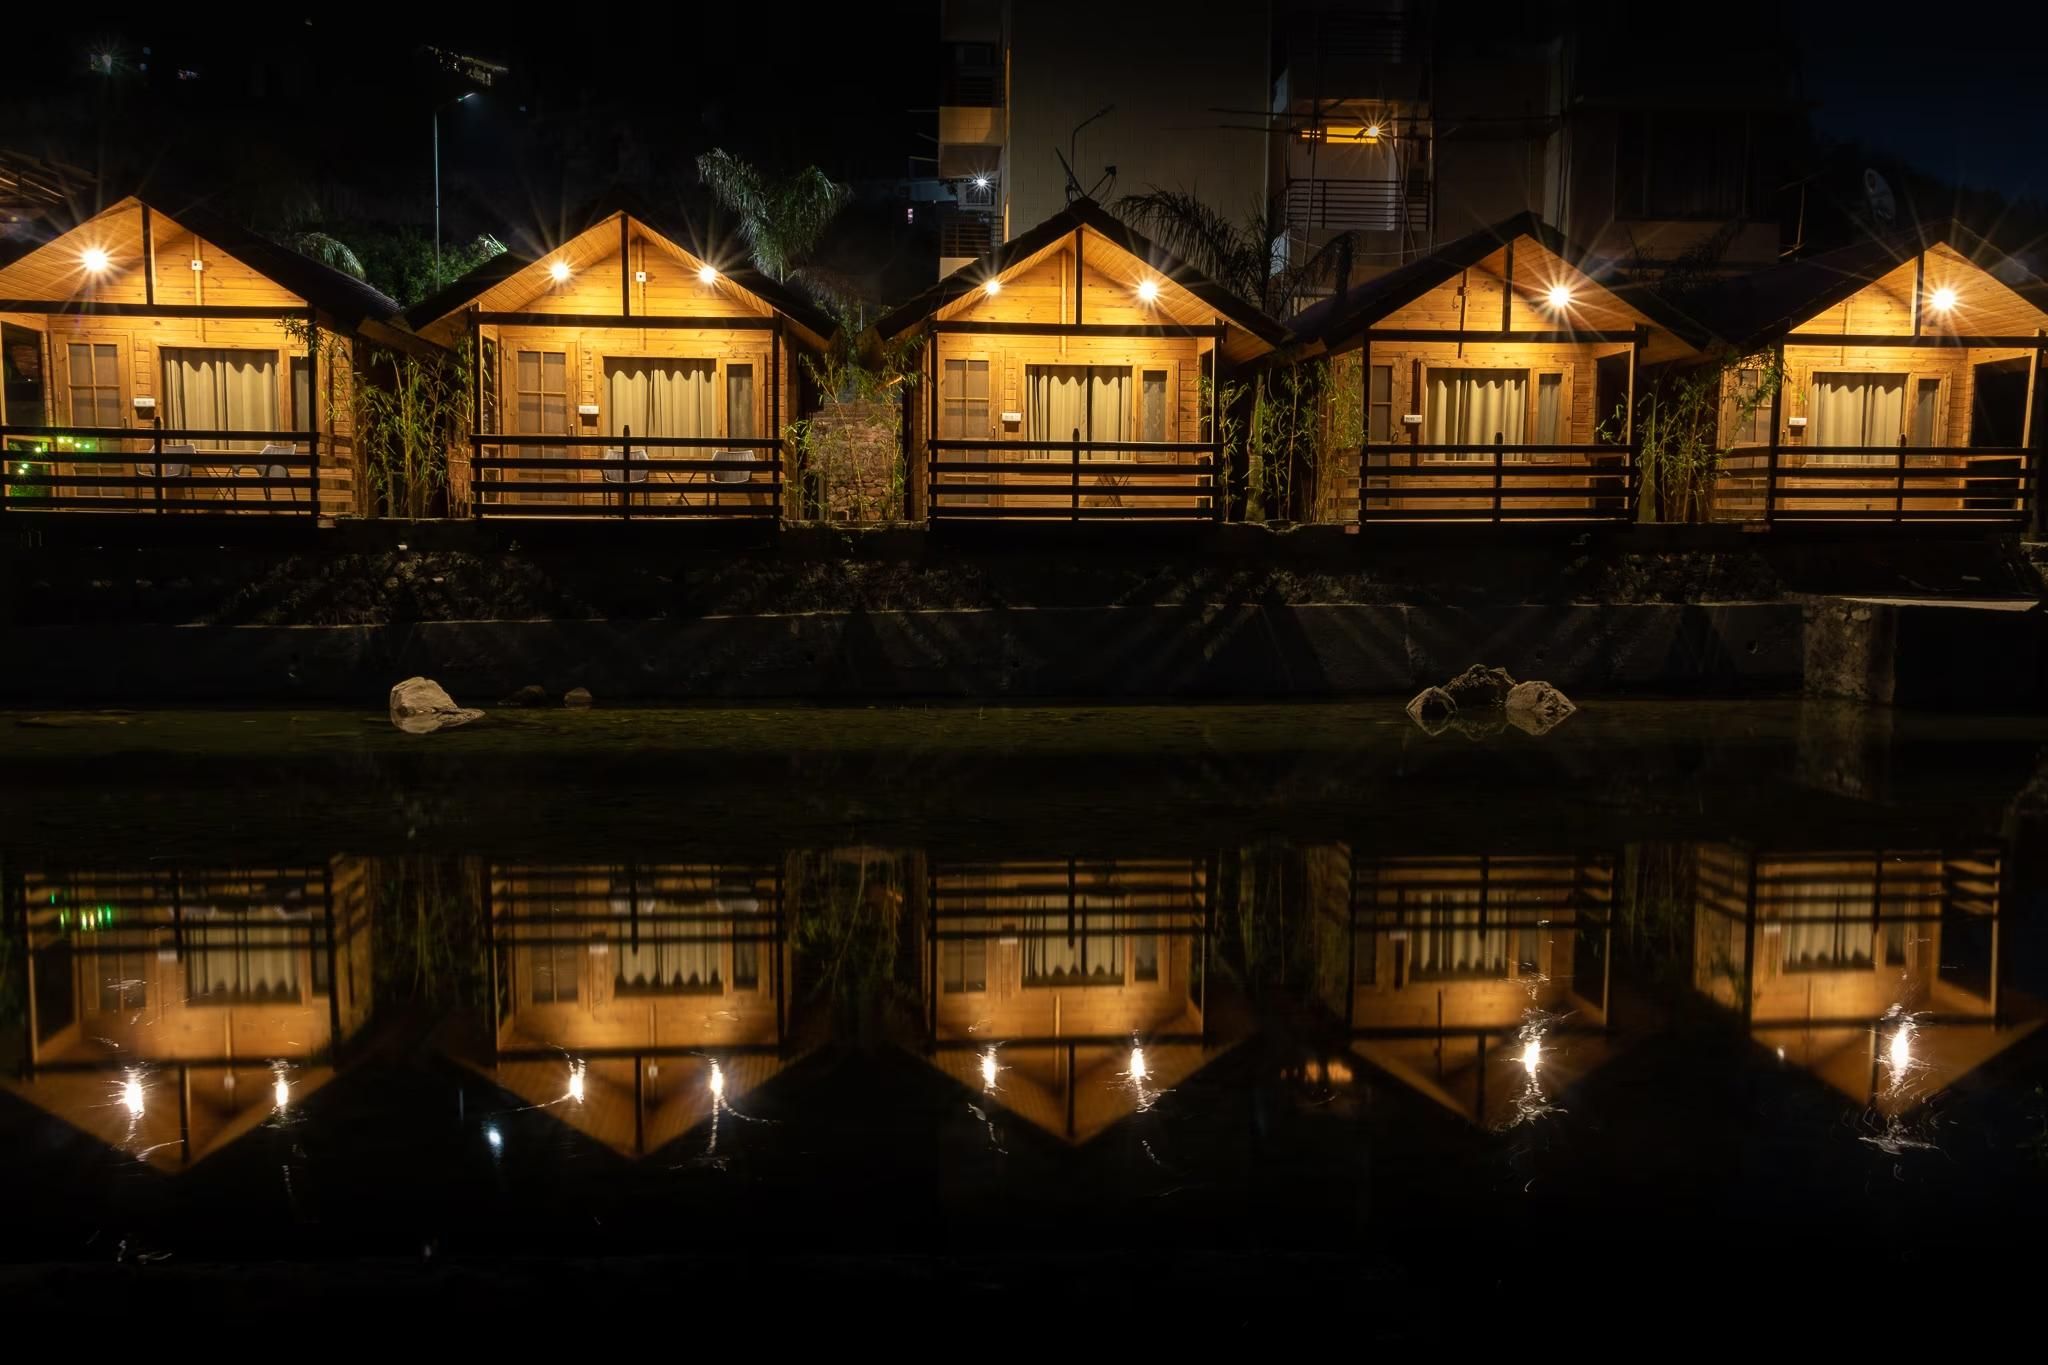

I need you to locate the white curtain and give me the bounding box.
[610,896,722,993]
[1028,365,1092,451]
[160,347,279,450]
[1409,894,1508,978]
[187,922,300,1001]
[1426,369,1526,458]
[1779,883,1875,969]
[1809,372,1904,458]
[605,359,714,440]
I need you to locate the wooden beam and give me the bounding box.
[1072,227,1084,325]
[1782,333,2048,349]
[1365,327,1643,345]
[620,215,631,318]
[1500,239,1514,333]
[2028,329,2044,538]
[0,301,311,319]
[140,203,155,307]
[934,321,1228,338]
[1764,340,1786,526]
[1912,251,1925,337]
[470,311,776,330]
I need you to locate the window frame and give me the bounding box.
[1420,364,1533,463]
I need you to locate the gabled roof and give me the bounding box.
[1288,211,1711,356]
[873,197,1291,359]
[1672,224,2048,351]
[404,191,833,346]
[0,194,402,331]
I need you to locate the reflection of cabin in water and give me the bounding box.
[1287,214,1701,523]
[3,859,372,1169]
[0,195,411,521]
[918,854,1220,1142]
[472,859,789,1156]
[1691,844,2036,1114]
[1311,847,1617,1126]
[407,205,829,521]
[878,198,1286,523]
[1695,232,2046,526]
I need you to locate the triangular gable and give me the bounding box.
[877,198,1287,368]
[408,210,829,349]
[1787,240,2048,341]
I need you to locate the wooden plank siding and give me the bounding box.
[1713,243,2048,523]
[0,201,368,521]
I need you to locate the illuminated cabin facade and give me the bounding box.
[471,859,789,1157]
[1311,847,1617,1126]
[918,853,1219,1142]
[879,198,1286,522]
[0,196,409,521]
[3,858,373,1169]
[1691,844,2036,1114]
[408,208,828,522]
[1703,234,2046,526]
[1289,214,1700,523]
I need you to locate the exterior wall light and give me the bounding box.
[81,247,111,273]
[1136,279,1160,303]
[698,265,719,284]
[548,260,570,283]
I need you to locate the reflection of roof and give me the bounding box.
[1,1063,339,1173]
[476,1050,797,1159]
[924,1033,1231,1147]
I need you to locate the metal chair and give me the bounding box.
[138,442,194,479]
[598,446,649,484]
[231,443,301,502]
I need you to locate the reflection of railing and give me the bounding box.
[469,428,782,520]
[1279,177,1428,233]
[0,422,317,516]
[1360,439,1638,523]
[928,434,1218,521]
[1713,444,2034,524]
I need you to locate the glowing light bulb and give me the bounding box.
[1929,286,1958,312]
[697,264,719,285]
[1520,1038,1542,1073]
[548,260,570,283]
[567,1063,585,1104]
[1888,1024,1912,1073]
[81,247,111,274]
[709,1061,726,1099]
[484,1124,503,1151]
[1129,1047,1148,1082]
[1365,123,1383,139]
[1136,279,1160,304]
[273,1075,290,1110]
[984,277,1002,296]
[121,1077,144,1115]
[973,176,990,190]
[979,1048,999,1089]
[1546,284,1573,309]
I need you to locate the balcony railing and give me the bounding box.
[1279,177,1428,234]
[1,422,318,517]
[1712,446,2035,524]
[939,217,997,261]
[941,70,1001,108]
[1359,439,1638,523]
[469,430,781,520]
[928,436,1218,521]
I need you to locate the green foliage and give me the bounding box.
[1111,189,1364,316]
[370,856,486,1006]
[1604,353,1781,524]
[785,322,924,521]
[278,225,506,308]
[788,849,917,1031]
[287,231,366,280]
[1210,361,1354,523]
[696,148,850,284]
[1202,372,1249,518]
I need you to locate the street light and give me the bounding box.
[433,92,478,279]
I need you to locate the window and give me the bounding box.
[733,936,760,990]
[98,950,150,1012]
[612,894,722,995]
[1133,933,1159,982]
[67,341,121,428]
[1026,364,1127,447]
[479,339,500,436]
[1409,893,1509,980]
[188,922,301,1003]
[1727,367,1771,446]
[1425,368,1526,458]
[1910,377,1942,447]
[159,347,280,447]
[940,935,987,992]
[603,357,714,440]
[1534,372,1564,446]
[940,357,990,438]
[1780,883,1875,971]
[1022,917,1121,986]
[1615,111,1754,221]
[726,363,756,440]
[515,349,569,497]
[1139,368,1169,445]
[290,355,312,432]
[1808,372,1905,456]
[1367,363,1393,443]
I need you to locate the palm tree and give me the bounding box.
[285,230,367,281]
[695,148,850,284]
[1112,188,1360,316]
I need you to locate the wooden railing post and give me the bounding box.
[1071,426,1081,522]
[152,414,165,516]
[1895,433,1906,523]
[1492,431,1504,524]
[1764,341,1785,525]
[620,425,632,522]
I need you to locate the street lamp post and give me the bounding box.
[433,92,477,279]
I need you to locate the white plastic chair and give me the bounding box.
[599,446,649,484]
[709,449,756,485]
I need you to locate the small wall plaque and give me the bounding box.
[577,403,600,417]
[1787,415,1807,428]
[1001,411,1023,424]
[1400,413,1422,425]
[132,395,157,410]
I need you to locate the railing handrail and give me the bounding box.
[0,423,312,443]
[470,432,780,450]
[476,455,779,471]
[1365,441,1630,455]
[931,438,1214,454]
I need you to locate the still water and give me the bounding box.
[3,700,2047,1310]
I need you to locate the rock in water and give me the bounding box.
[1505,680,1576,736]
[562,686,594,709]
[1405,686,1456,728]
[502,684,551,708]
[1441,665,1517,710]
[389,677,484,735]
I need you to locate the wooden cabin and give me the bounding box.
[1310,847,1618,1127]
[408,207,829,522]
[3,859,373,1170]
[468,859,791,1158]
[918,853,1223,1143]
[1699,234,2046,525]
[1289,213,1702,523]
[0,195,410,521]
[1692,844,2037,1116]
[878,198,1286,522]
